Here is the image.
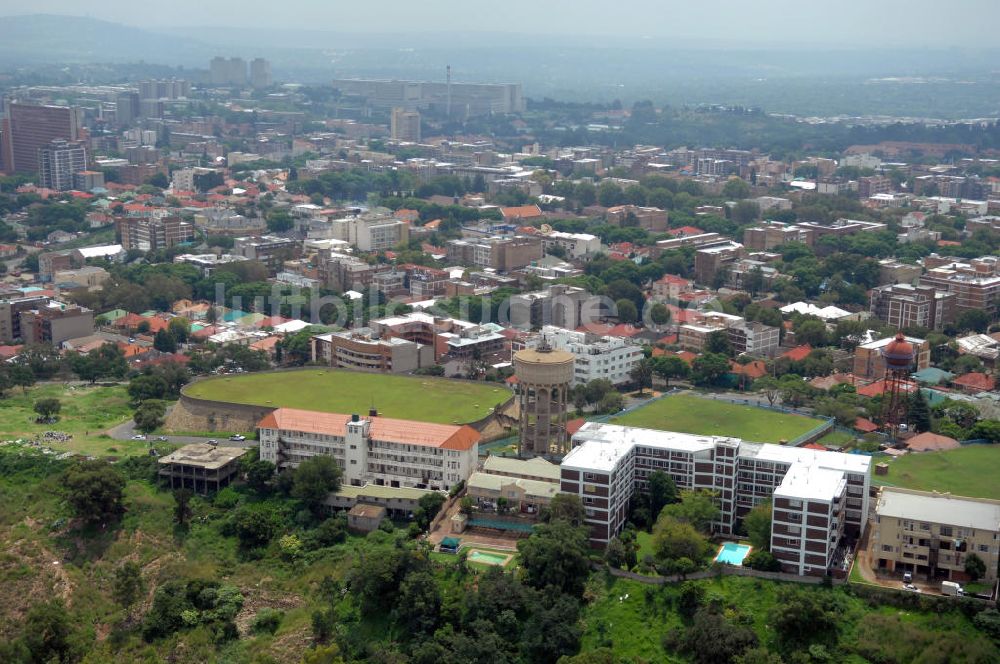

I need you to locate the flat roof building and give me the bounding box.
[157,443,247,494]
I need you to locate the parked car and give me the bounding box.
[903,583,921,593]
[903,572,913,584]
[229,434,246,441]
[156,436,168,441]
[131,434,146,440]
[207,439,218,445]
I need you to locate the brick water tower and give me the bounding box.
[513,339,575,458]
[880,332,915,444]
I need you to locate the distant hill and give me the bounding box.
[0,14,214,65]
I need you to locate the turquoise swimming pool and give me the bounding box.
[715,542,752,565]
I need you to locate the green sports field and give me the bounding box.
[875,445,1000,500]
[184,369,512,424]
[610,393,823,443]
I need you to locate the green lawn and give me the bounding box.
[875,445,1000,500]
[185,369,512,424]
[611,393,823,444]
[0,383,146,456]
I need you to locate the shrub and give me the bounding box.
[213,487,240,509]
[252,607,284,635]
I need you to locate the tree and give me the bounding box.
[127,373,169,404]
[909,389,932,433]
[630,357,653,394]
[616,298,638,324]
[648,470,678,518]
[649,302,670,326]
[291,456,342,515]
[241,450,275,494]
[769,586,838,650]
[33,397,61,422]
[691,353,730,387]
[605,537,628,569]
[112,561,144,610]
[21,599,78,664]
[743,501,772,550]
[965,552,987,581]
[652,514,711,565]
[653,355,689,388]
[722,178,752,199]
[153,329,177,353]
[7,364,35,394]
[266,209,294,233]
[668,606,758,664]
[415,491,446,530]
[753,376,780,406]
[518,519,591,597]
[62,460,126,523]
[794,318,828,347]
[543,493,587,526]
[395,570,442,635]
[957,309,990,333]
[173,488,193,526]
[662,490,720,534]
[705,330,734,357]
[731,200,760,224]
[743,549,781,571]
[133,400,167,433]
[232,504,282,550]
[69,343,128,383]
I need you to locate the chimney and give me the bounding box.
[368,408,378,418]
[351,413,359,422]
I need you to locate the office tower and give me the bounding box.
[3,101,80,174]
[38,139,87,191]
[390,107,421,142]
[250,58,272,88]
[210,57,247,86]
[116,91,140,127]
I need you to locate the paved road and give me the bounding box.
[106,415,256,449]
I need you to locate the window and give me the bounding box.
[920,523,930,531]
[940,526,953,537]
[980,544,990,553]
[882,544,894,553]
[789,499,802,509]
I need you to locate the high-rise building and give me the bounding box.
[250,58,272,89]
[210,57,247,86]
[390,107,421,142]
[2,101,80,174]
[138,79,190,100]
[117,216,195,252]
[869,283,956,332]
[38,139,87,191]
[115,92,140,127]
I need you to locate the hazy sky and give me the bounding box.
[3,1,1000,48]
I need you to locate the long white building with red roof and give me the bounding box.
[257,408,479,492]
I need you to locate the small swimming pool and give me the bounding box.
[715,542,752,565]
[468,550,510,566]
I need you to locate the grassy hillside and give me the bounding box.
[185,369,511,424]
[875,445,1000,500]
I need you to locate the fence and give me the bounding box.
[787,417,836,447]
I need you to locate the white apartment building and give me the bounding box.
[258,408,479,492]
[527,325,643,386]
[561,422,870,576]
[539,231,602,258]
[329,211,409,252]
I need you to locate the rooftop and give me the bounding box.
[482,455,562,482]
[258,407,480,451]
[877,487,1000,532]
[774,464,846,502]
[157,443,247,470]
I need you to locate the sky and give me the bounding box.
[3,0,1000,49]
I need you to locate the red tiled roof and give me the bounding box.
[667,225,704,237]
[952,372,996,392]
[500,205,542,220]
[781,344,813,362]
[257,407,481,451]
[802,443,828,451]
[856,379,917,398]
[676,351,697,364]
[0,344,24,359]
[657,334,678,345]
[729,360,767,380]
[854,417,879,433]
[566,418,586,436]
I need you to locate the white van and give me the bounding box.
[941,581,964,597]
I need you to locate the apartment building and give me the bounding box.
[743,221,812,251]
[771,465,848,576]
[562,423,871,572]
[509,285,595,331]
[797,218,887,246]
[605,205,669,232]
[37,139,87,191]
[319,252,393,292]
[853,334,930,380]
[249,58,272,89]
[679,312,779,358]
[258,408,479,492]
[693,240,745,286]
[858,175,893,198]
[18,301,94,346]
[920,265,1000,319]
[871,487,1000,584]
[311,328,432,373]
[117,216,195,252]
[446,235,543,272]
[526,325,643,386]
[330,78,525,116]
[869,284,956,332]
[0,295,52,342]
[233,235,299,266]
[390,107,421,142]
[328,212,410,252]
[538,231,601,258]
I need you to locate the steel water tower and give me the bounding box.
[880,332,915,443]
